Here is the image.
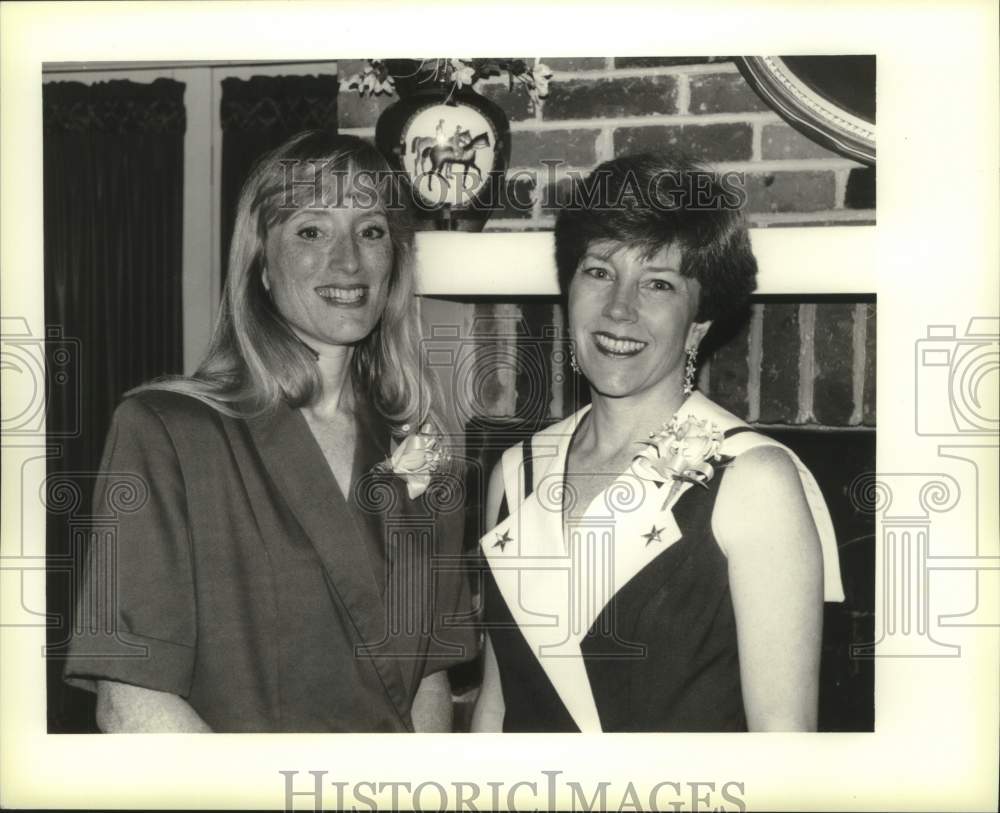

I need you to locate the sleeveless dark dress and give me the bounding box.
[484,428,752,733]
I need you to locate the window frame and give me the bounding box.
[42,60,339,374]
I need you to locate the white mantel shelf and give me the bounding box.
[414,225,876,297]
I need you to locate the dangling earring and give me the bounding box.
[261,267,271,294]
[569,346,581,374]
[683,345,698,395]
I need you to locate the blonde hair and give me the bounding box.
[136,130,447,435]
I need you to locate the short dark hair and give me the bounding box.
[554,151,757,322]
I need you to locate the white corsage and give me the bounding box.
[373,423,448,500]
[630,415,729,511]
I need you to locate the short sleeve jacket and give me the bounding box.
[64,390,476,732]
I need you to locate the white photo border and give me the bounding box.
[2,1,998,811]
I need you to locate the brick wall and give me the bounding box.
[339,57,876,428]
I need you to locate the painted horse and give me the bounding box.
[420,131,491,181]
[412,128,471,173]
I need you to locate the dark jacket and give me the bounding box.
[65,390,475,732]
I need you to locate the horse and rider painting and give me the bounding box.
[411,126,492,181]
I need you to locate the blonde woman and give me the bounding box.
[66,131,474,732]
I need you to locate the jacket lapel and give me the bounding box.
[483,501,604,732]
[481,407,686,731]
[246,401,412,730]
[483,412,605,732]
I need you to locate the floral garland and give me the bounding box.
[342,58,554,106]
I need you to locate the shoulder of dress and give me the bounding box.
[119,389,232,438]
[537,411,580,440]
[502,414,578,474]
[532,413,580,460]
[697,402,845,602]
[497,414,571,466]
[695,397,801,479]
[720,427,793,462]
[721,444,802,495]
[499,441,523,470]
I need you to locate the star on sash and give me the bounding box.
[493,530,513,551]
[641,525,664,546]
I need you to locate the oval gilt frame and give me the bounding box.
[736,56,876,165]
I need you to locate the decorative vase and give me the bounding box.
[374,62,511,232]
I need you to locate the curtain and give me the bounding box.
[43,78,186,731]
[219,74,339,283]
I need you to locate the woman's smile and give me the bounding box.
[591,331,648,358]
[314,284,369,307]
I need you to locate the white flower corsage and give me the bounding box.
[630,415,730,511]
[373,423,448,500]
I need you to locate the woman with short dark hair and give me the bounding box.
[65,131,474,732]
[473,151,844,732]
